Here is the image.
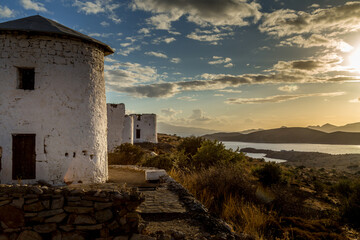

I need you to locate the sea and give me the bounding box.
[222,141,360,163]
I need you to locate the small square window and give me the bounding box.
[17,68,35,90]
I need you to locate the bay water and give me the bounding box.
[222,141,360,163]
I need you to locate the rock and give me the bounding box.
[24,202,44,212]
[82,196,109,202]
[51,197,64,209]
[61,232,85,240]
[95,209,113,223]
[51,231,62,240]
[24,212,38,217]
[94,202,112,210]
[126,213,140,223]
[45,213,67,223]
[172,231,186,240]
[108,220,119,231]
[31,187,43,194]
[64,206,93,214]
[0,234,8,240]
[17,230,42,240]
[11,198,24,209]
[25,198,39,204]
[68,214,96,225]
[145,170,167,181]
[0,205,25,228]
[0,200,11,207]
[37,179,52,187]
[59,225,74,232]
[42,200,50,209]
[33,223,57,233]
[38,209,64,218]
[76,224,103,231]
[113,236,128,240]
[66,196,81,202]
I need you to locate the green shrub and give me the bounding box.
[108,143,145,165]
[192,139,245,170]
[177,136,205,158]
[253,163,282,186]
[141,153,174,170]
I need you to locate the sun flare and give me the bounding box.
[349,48,360,69]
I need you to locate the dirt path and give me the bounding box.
[108,165,240,240]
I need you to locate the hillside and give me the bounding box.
[309,122,360,132]
[203,127,360,145]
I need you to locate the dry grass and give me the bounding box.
[170,167,270,239]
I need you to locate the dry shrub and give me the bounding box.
[222,195,272,239]
[108,143,146,165]
[170,165,270,238]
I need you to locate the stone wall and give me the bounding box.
[0,184,144,239]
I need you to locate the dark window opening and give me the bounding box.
[17,68,35,90]
[137,115,141,121]
[136,129,141,139]
[12,134,36,180]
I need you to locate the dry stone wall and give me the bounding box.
[0,184,144,240]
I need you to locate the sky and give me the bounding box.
[1,0,360,132]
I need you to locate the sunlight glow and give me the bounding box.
[349,47,360,68]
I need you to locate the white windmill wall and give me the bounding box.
[122,115,134,144]
[132,114,158,144]
[0,33,108,185]
[107,103,125,152]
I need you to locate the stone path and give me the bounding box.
[108,165,242,240]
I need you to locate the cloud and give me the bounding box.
[161,108,182,119]
[278,85,298,92]
[219,89,242,93]
[145,51,168,58]
[0,5,15,18]
[164,37,176,43]
[100,21,110,27]
[131,0,262,30]
[259,2,360,38]
[208,56,233,68]
[106,54,360,98]
[308,4,320,8]
[189,109,211,122]
[187,28,234,45]
[88,32,114,38]
[278,34,353,52]
[225,92,345,104]
[152,36,176,44]
[177,96,197,101]
[73,0,121,23]
[171,58,181,63]
[349,97,360,103]
[20,0,47,12]
[138,28,151,35]
[117,45,141,56]
[105,62,165,90]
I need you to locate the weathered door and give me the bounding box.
[12,134,36,180]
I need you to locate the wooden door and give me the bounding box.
[12,134,36,180]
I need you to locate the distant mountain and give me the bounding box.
[308,122,360,133]
[203,127,360,145]
[157,122,218,137]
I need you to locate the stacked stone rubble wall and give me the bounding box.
[0,184,144,239]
